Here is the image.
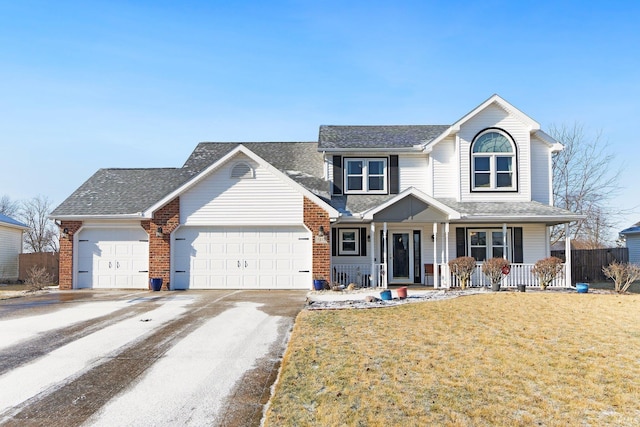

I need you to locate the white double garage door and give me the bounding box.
[76,226,312,290]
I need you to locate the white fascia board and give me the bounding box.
[319,147,422,153]
[462,214,585,225]
[534,130,564,152]
[145,144,339,219]
[423,94,541,153]
[49,213,147,221]
[0,222,29,231]
[361,187,461,220]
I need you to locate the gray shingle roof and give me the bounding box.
[318,125,450,150]
[437,199,584,223]
[51,168,193,216]
[184,142,329,198]
[52,142,329,217]
[330,194,396,216]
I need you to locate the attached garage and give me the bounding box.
[76,227,149,289]
[172,226,312,289]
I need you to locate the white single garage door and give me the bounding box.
[76,227,150,289]
[172,226,312,289]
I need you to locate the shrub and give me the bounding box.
[448,256,477,289]
[532,257,564,290]
[603,262,640,293]
[482,258,510,290]
[26,265,52,292]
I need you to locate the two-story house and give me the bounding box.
[51,95,582,290]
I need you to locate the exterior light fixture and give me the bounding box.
[156,226,163,237]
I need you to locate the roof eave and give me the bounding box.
[49,213,150,221]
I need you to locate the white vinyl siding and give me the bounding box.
[458,104,531,202]
[0,226,23,280]
[181,153,303,225]
[432,138,457,198]
[399,155,429,193]
[530,135,552,204]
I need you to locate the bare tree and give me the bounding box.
[19,195,59,253]
[550,123,627,248]
[0,195,20,218]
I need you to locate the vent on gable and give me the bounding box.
[230,162,254,179]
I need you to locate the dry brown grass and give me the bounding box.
[264,292,640,426]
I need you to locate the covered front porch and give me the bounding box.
[329,190,575,290]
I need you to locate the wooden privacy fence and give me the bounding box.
[19,252,59,284]
[551,248,628,283]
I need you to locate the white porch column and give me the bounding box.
[565,223,572,287]
[370,222,376,287]
[444,222,450,288]
[502,223,507,259]
[383,222,388,288]
[433,222,439,288]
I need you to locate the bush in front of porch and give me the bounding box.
[448,256,477,289]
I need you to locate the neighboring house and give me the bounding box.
[51,94,582,290]
[0,214,29,281]
[620,223,640,265]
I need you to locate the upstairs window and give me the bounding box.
[344,158,387,194]
[471,131,516,191]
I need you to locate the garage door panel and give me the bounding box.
[174,226,311,289]
[76,227,149,289]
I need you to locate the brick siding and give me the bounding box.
[141,197,180,290]
[303,197,331,284]
[58,221,83,290]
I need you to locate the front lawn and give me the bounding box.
[264,292,640,426]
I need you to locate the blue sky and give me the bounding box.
[1,0,638,238]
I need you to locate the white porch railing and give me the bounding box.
[332,264,387,288]
[333,263,569,290]
[444,263,568,289]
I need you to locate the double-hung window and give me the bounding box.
[469,229,510,261]
[339,229,359,255]
[471,131,516,191]
[344,158,387,193]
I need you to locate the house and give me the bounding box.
[620,223,640,265]
[0,214,29,282]
[51,94,582,290]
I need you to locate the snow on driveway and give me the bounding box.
[0,295,196,418]
[85,301,283,427]
[0,296,148,351]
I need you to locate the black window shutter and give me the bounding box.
[389,155,399,194]
[332,156,343,195]
[331,228,337,256]
[513,227,523,263]
[379,230,385,262]
[360,227,367,256]
[456,227,466,258]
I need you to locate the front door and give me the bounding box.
[390,232,412,283]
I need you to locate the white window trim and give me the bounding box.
[230,162,255,179]
[338,228,360,255]
[344,158,388,194]
[468,228,512,261]
[471,131,517,192]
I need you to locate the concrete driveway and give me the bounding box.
[0,289,306,426]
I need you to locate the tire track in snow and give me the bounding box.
[0,294,202,425]
[0,301,163,375]
[1,291,239,426]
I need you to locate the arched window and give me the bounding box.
[471,130,516,191]
[230,162,254,179]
